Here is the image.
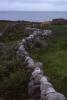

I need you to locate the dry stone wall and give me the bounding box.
[17,27,66,100]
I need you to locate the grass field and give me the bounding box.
[0,21,67,99]
[30,25,67,98]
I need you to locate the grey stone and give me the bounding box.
[25,27,39,34]
[40,76,66,100]
[21,39,26,45]
[34,62,43,69]
[40,77,53,92]
[46,92,66,100]
[29,35,34,39]
[32,67,43,79]
[17,44,28,57]
[25,56,35,68]
[33,31,38,36]
[0,32,3,36]
[30,67,43,85]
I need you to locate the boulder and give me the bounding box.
[34,62,43,69]
[40,77,66,100]
[25,56,35,69]
[25,27,38,34]
[46,92,66,100]
[40,77,53,92]
[17,44,28,57]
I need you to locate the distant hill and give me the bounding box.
[51,18,67,25]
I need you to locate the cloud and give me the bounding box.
[44,0,67,5]
[0,0,67,11]
[2,0,67,4]
[0,0,43,3]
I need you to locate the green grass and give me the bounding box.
[30,25,67,98]
[40,36,67,95]
[50,25,67,36]
[0,43,30,100]
[0,21,32,100]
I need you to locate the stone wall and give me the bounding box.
[17,28,66,100]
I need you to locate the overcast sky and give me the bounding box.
[0,0,67,11]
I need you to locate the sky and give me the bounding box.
[0,0,67,11]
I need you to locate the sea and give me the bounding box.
[0,11,67,22]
